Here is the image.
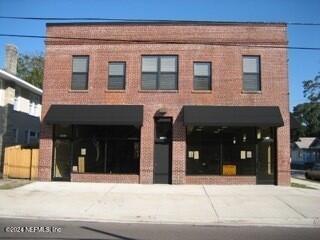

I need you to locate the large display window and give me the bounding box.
[186,126,275,177]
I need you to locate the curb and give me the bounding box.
[1,215,320,229]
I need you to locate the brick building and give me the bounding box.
[39,21,290,185]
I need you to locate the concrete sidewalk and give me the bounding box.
[0,182,320,228]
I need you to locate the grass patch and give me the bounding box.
[291,182,316,190]
[0,180,31,190]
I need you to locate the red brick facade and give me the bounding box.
[39,22,290,185]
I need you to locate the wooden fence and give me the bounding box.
[3,145,39,180]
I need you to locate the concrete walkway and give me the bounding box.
[0,182,320,228]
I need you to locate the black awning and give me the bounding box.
[183,106,284,127]
[45,105,143,126]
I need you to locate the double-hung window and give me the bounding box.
[194,62,212,90]
[141,56,178,90]
[243,56,261,91]
[71,56,89,90]
[108,62,126,90]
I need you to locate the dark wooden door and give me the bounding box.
[53,139,71,181]
[256,141,275,184]
[154,117,172,184]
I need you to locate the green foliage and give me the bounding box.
[293,102,320,137]
[16,53,44,89]
[303,74,320,102]
[292,73,320,138]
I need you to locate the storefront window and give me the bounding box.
[54,125,140,175]
[186,126,220,175]
[186,126,274,176]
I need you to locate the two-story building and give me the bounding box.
[39,21,290,185]
[0,44,42,175]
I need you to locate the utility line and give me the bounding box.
[1,33,320,51]
[0,16,320,26]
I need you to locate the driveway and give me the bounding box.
[0,182,320,228]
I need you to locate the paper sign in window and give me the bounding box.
[72,166,78,172]
[246,151,252,158]
[240,150,246,159]
[194,151,199,160]
[188,151,194,158]
[81,148,86,155]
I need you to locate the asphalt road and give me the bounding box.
[291,169,308,180]
[0,218,319,240]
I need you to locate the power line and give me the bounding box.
[0,16,320,26]
[1,33,320,51]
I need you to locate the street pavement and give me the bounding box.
[291,169,320,190]
[291,177,320,190]
[0,182,320,228]
[0,218,320,240]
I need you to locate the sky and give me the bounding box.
[0,0,319,110]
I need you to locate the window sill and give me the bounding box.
[105,89,126,93]
[138,90,179,93]
[68,89,89,93]
[191,90,212,94]
[241,90,262,94]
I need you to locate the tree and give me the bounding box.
[292,103,320,137]
[292,73,320,137]
[16,53,44,89]
[303,73,320,102]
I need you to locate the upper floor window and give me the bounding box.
[194,62,212,90]
[243,56,261,91]
[13,87,21,111]
[108,62,126,90]
[71,56,89,90]
[141,56,178,90]
[29,94,40,116]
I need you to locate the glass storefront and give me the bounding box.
[186,126,276,178]
[53,125,140,179]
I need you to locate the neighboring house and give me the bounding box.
[291,137,320,169]
[0,44,42,175]
[39,21,290,185]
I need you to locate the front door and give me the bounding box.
[154,117,172,184]
[53,139,71,181]
[256,141,275,184]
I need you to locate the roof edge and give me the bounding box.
[46,20,287,27]
[0,69,43,95]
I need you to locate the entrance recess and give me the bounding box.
[154,117,172,184]
[256,138,276,184]
[53,139,71,181]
